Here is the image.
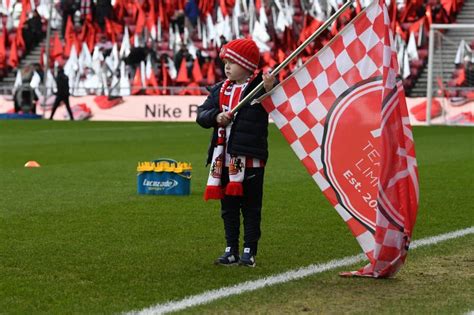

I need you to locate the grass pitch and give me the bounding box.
[0,121,473,314]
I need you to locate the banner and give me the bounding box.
[259,0,419,277]
[0,94,472,124]
[0,95,206,121]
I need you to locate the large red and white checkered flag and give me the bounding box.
[260,0,419,278]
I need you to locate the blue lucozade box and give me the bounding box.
[137,159,192,195]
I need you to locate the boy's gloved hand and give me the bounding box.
[216,112,233,127]
[263,72,276,92]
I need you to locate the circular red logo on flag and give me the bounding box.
[321,78,384,232]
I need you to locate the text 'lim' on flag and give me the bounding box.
[260,0,419,278]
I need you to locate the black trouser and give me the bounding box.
[50,95,74,120]
[220,167,264,256]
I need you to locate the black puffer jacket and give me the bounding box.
[196,73,269,165]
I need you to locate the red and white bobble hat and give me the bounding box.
[219,39,260,72]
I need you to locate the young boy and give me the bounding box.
[196,38,275,267]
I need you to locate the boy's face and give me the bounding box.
[223,59,251,83]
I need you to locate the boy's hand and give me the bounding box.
[263,72,276,92]
[216,112,232,127]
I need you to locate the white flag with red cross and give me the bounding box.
[260,0,419,278]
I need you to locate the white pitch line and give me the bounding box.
[127,226,474,315]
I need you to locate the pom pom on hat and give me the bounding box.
[219,39,260,72]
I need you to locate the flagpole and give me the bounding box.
[231,0,353,114]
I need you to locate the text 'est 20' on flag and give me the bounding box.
[259,0,419,278]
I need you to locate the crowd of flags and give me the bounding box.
[0,0,465,97]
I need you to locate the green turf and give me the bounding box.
[182,234,474,315]
[0,121,472,314]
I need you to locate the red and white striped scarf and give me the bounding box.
[204,78,252,200]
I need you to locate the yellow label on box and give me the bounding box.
[137,161,192,173]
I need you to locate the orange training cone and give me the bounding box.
[24,161,41,168]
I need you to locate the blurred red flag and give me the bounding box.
[15,3,28,50]
[355,0,362,14]
[206,61,215,85]
[192,58,203,83]
[262,52,277,69]
[146,70,160,95]
[105,18,123,43]
[114,0,125,20]
[51,33,63,59]
[157,0,169,29]
[105,18,116,43]
[132,68,144,95]
[135,4,146,35]
[147,0,157,33]
[176,58,190,83]
[64,16,76,57]
[0,29,6,69]
[179,82,202,95]
[161,62,169,95]
[441,0,456,15]
[8,39,18,68]
[79,19,92,50]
